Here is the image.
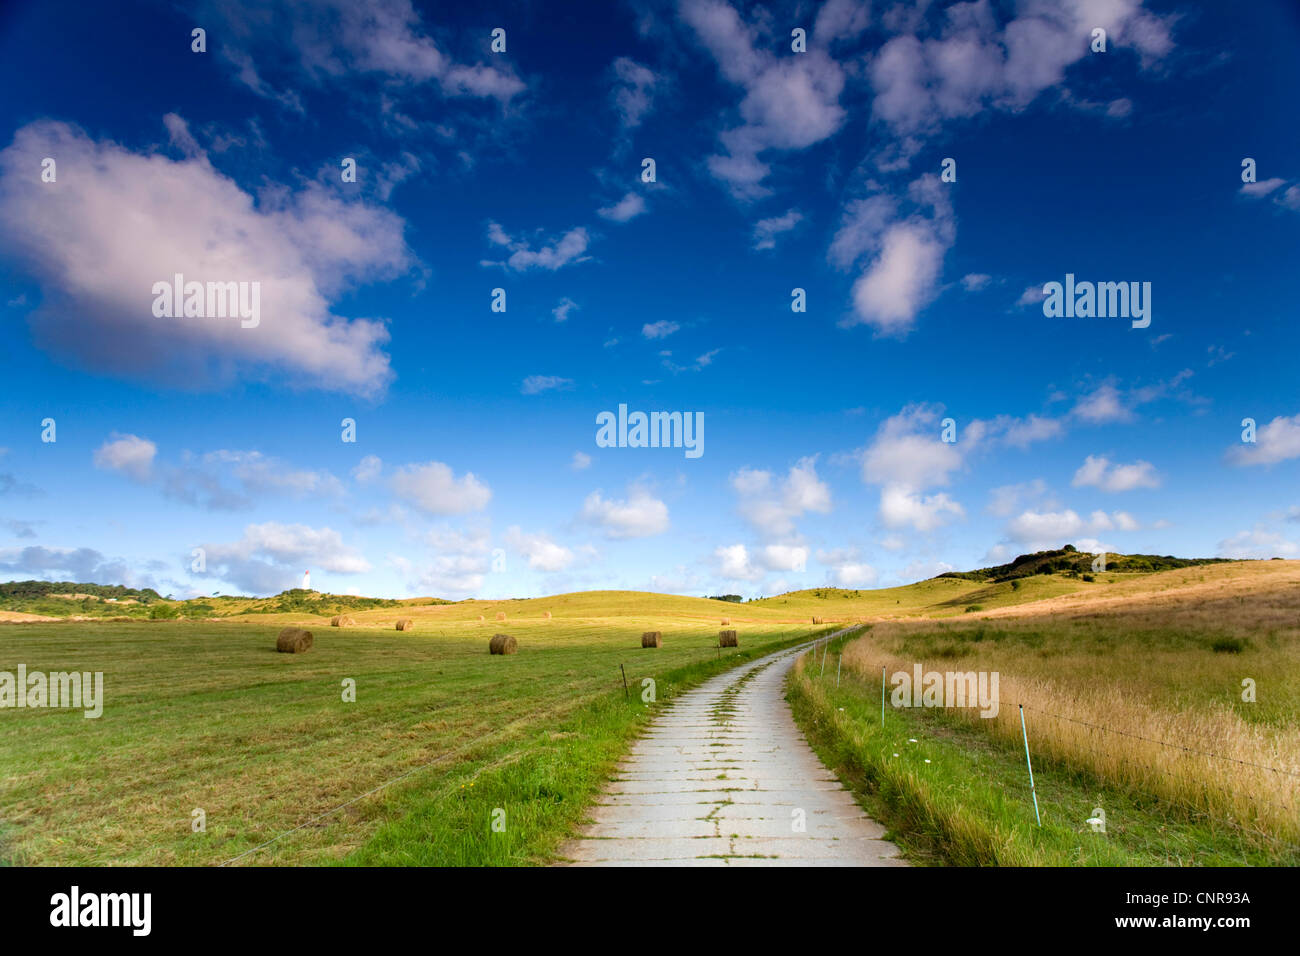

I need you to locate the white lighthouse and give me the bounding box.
[302,569,311,590]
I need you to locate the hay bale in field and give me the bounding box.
[496,611,506,621]
[395,619,414,631]
[489,633,517,655]
[543,611,552,619]
[718,630,738,648]
[721,617,731,625]
[641,631,662,648]
[812,616,823,625]
[477,615,485,622]
[331,614,356,627]
[276,627,313,653]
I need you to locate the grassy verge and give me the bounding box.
[787,637,1299,866]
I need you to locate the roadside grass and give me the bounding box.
[788,622,1300,866]
[0,618,818,865]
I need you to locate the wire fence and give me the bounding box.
[827,660,1300,858]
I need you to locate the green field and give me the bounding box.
[0,599,821,866]
[4,560,1297,867]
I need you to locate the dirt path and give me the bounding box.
[563,632,906,866]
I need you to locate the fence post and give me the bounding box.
[881,666,886,728]
[836,650,842,688]
[1019,704,1042,827]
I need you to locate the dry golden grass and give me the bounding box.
[841,561,1300,851]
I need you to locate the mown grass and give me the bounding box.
[0,615,818,865]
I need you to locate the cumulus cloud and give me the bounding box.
[1005,508,1138,550]
[93,434,157,482]
[597,192,647,223]
[866,0,1174,155]
[0,545,148,589]
[391,462,491,515]
[714,543,760,581]
[680,0,848,198]
[831,175,954,336]
[1071,455,1160,492]
[581,486,669,539]
[504,526,574,572]
[1228,414,1300,466]
[571,451,592,471]
[731,457,831,539]
[200,522,369,594]
[482,221,591,271]
[0,120,411,396]
[1217,527,1298,560]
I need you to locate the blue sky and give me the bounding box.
[1,0,1298,600]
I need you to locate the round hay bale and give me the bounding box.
[812,616,823,625]
[331,614,356,627]
[495,611,506,621]
[477,615,485,622]
[718,629,738,648]
[721,618,731,625]
[543,611,552,619]
[395,619,414,631]
[276,627,313,653]
[489,633,517,655]
[641,631,662,648]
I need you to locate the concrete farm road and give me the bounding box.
[563,632,907,866]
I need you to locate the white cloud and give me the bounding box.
[1217,527,1297,560]
[552,297,579,323]
[831,562,877,588]
[521,375,574,395]
[504,526,574,572]
[1071,455,1161,492]
[833,176,954,336]
[1240,177,1285,198]
[1228,414,1300,466]
[680,0,848,198]
[571,451,592,471]
[0,120,410,396]
[482,222,591,271]
[715,543,761,581]
[642,320,680,340]
[210,0,525,105]
[597,192,648,223]
[201,521,370,594]
[353,454,383,484]
[732,457,831,539]
[1005,508,1139,550]
[581,486,669,539]
[879,485,964,532]
[752,209,803,250]
[986,479,1050,517]
[961,272,992,291]
[759,543,809,573]
[391,462,491,515]
[93,433,157,482]
[611,57,659,129]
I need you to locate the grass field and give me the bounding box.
[788,560,1300,866]
[0,592,822,865]
[4,561,1297,867]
